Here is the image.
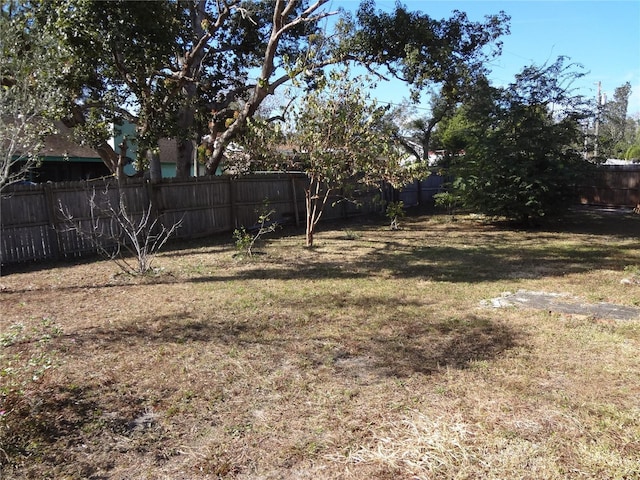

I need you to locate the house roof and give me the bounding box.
[40,122,101,159]
[158,138,178,163]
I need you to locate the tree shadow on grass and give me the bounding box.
[3,207,639,288]
[2,296,521,477]
[350,241,639,283]
[3,234,636,296]
[329,314,520,379]
[547,206,640,238]
[59,298,521,380]
[175,235,636,284]
[0,378,161,479]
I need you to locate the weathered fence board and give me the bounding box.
[3,165,637,265]
[578,165,640,207]
[400,175,447,206]
[1,173,382,265]
[0,174,464,264]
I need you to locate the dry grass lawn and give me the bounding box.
[1,207,640,479]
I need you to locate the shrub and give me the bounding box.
[59,186,182,275]
[386,201,405,230]
[233,206,278,257]
[433,192,461,215]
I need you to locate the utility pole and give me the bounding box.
[583,120,589,159]
[594,81,601,159]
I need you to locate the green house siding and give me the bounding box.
[110,122,139,161]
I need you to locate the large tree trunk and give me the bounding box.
[116,138,128,183]
[204,0,321,175]
[95,141,120,176]
[176,139,193,178]
[172,1,212,178]
[148,149,162,183]
[175,76,199,178]
[64,105,120,175]
[204,87,269,175]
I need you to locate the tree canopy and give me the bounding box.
[341,1,509,102]
[597,82,636,159]
[443,57,593,224]
[290,69,406,246]
[8,0,510,178]
[0,1,65,190]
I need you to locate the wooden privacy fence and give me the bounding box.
[578,164,640,207]
[398,174,446,206]
[1,174,380,265]
[5,165,634,266]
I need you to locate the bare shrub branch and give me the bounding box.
[58,186,182,275]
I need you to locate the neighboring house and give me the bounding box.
[29,122,111,183]
[25,122,204,182]
[109,123,208,178]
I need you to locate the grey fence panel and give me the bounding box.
[1,184,55,263]
[399,182,419,206]
[233,175,293,229]
[7,166,637,265]
[578,165,640,207]
[1,224,53,263]
[168,206,232,238]
[152,177,232,237]
[0,174,334,264]
[1,173,394,265]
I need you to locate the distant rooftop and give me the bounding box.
[41,122,101,159]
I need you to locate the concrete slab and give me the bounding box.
[485,290,640,321]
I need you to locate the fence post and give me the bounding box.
[290,176,300,226]
[43,182,61,260]
[144,178,161,224]
[229,176,237,228]
[4,172,388,265]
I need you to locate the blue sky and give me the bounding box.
[335,0,640,115]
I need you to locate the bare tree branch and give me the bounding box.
[58,185,182,275]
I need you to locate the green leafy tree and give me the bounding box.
[37,0,341,177]
[627,144,640,162]
[344,2,509,165]
[624,114,640,162]
[448,57,592,224]
[40,0,192,176]
[30,0,509,179]
[379,92,455,165]
[219,97,292,174]
[0,2,64,190]
[341,1,509,103]
[599,82,634,159]
[405,91,456,161]
[204,1,508,175]
[291,70,407,246]
[386,85,482,165]
[430,75,496,170]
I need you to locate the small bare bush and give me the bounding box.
[59,186,181,275]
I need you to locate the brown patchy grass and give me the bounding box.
[1,207,640,479]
